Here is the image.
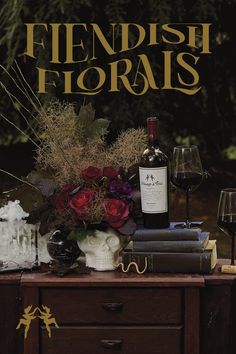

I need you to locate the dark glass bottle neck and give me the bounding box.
[148,137,159,148]
[147,117,159,148]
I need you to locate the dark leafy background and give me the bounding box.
[0,0,236,257]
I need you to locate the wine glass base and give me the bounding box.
[174,222,201,229]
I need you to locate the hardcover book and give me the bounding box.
[133,231,209,253]
[133,224,202,241]
[123,240,217,274]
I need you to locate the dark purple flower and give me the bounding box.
[109,179,132,199]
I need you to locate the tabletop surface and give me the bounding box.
[1,259,236,287]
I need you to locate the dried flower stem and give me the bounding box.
[0,64,41,115]
[14,61,44,111]
[11,66,37,110]
[0,81,39,123]
[0,168,40,191]
[0,113,40,148]
[0,64,78,176]
[0,82,42,143]
[12,64,79,176]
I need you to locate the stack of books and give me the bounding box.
[123,223,217,274]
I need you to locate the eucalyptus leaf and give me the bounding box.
[78,103,95,123]
[76,103,95,135]
[68,227,91,241]
[26,171,57,197]
[5,184,45,214]
[76,103,110,142]
[27,170,53,185]
[38,179,57,197]
[86,118,110,140]
[118,218,137,236]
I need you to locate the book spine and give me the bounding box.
[133,229,200,241]
[133,239,207,253]
[122,252,212,274]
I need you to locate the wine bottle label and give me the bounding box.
[139,166,168,213]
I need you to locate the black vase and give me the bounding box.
[47,228,81,266]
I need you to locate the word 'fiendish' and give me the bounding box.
[24,23,212,95]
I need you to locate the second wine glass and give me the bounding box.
[171,145,203,228]
[217,189,236,265]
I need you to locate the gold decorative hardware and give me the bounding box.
[16,305,37,339]
[16,305,58,339]
[38,305,59,338]
[117,257,148,274]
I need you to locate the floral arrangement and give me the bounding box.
[54,165,136,237]
[0,65,147,240]
[33,102,146,238]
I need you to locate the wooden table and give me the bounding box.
[0,273,22,354]
[0,260,236,354]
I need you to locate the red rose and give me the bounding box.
[102,198,129,228]
[55,184,75,212]
[82,166,101,183]
[69,188,95,220]
[103,166,118,179]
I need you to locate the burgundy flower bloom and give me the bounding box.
[102,198,129,228]
[103,166,118,179]
[82,166,101,183]
[109,179,132,199]
[69,188,95,220]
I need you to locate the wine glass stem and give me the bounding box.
[35,228,39,267]
[231,235,235,266]
[186,189,190,228]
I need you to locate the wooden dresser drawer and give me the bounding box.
[40,287,182,325]
[41,326,182,354]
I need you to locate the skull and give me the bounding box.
[78,228,122,271]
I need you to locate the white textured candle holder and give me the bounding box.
[0,221,51,269]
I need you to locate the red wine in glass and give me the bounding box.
[171,146,203,228]
[172,172,203,192]
[217,214,236,236]
[217,189,236,266]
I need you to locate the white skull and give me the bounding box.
[78,228,122,271]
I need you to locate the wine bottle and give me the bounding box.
[139,117,169,228]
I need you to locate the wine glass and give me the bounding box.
[217,189,236,265]
[171,145,203,228]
